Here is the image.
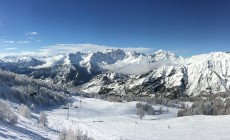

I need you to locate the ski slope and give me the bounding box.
[1,96,230,140]
[46,96,230,140]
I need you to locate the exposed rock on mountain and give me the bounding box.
[1,49,230,98]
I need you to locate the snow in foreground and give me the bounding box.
[1,96,230,140]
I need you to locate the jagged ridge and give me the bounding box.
[1,49,230,98]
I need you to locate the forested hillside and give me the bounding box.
[0,69,67,106]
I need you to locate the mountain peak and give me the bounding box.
[189,51,230,61]
[154,49,176,56]
[151,50,180,61]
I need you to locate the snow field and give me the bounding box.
[46,96,230,140]
[1,96,230,140]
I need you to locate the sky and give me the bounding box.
[0,0,230,57]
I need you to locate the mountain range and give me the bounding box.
[1,49,230,98]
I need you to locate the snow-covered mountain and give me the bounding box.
[186,52,230,96]
[1,49,230,97]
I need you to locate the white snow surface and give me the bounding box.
[1,96,230,140]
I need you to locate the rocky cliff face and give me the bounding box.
[1,49,230,98]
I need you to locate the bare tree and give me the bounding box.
[38,111,48,127]
[0,101,18,125]
[59,128,94,140]
[59,128,67,140]
[137,108,145,120]
[19,104,31,118]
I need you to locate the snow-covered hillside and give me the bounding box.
[2,96,230,140]
[186,52,230,95]
[1,49,230,97]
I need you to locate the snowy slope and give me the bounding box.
[186,52,230,95]
[41,96,230,140]
[0,99,57,140]
[2,96,230,140]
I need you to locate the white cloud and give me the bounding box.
[17,41,30,44]
[0,51,39,58]
[103,58,175,75]
[26,32,38,35]
[1,39,31,44]
[0,43,153,58]
[5,47,17,50]
[39,44,153,56]
[3,40,14,43]
[103,58,152,75]
[122,47,153,54]
[32,55,65,69]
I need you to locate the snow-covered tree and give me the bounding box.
[19,104,31,118]
[59,128,94,140]
[136,103,143,109]
[31,103,35,111]
[136,103,155,116]
[38,111,48,127]
[59,128,67,140]
[0,101,18,125]
[0,69,67,106]
[7,112,18,125]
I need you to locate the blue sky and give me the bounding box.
[0,0,230,57]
